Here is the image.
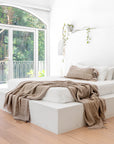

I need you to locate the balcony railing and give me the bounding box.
[0,61,8,84]
[0,61,45,84]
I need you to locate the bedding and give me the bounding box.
[8,77,114,103]
[4,80,106,128]
[42,80,114,103]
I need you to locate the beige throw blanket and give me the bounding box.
[4,80,106,128]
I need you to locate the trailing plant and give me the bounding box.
[62,23,74,46]
[62,23,93,46]
[86,28,91,44]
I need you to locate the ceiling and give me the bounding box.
[0,0,55,10]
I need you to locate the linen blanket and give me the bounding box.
[4,80,106,128]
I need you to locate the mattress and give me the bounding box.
[8,77,114,103]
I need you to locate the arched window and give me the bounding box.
[0,5,47,84]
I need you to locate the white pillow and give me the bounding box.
[95,67,108,81]
[105,67,114,80]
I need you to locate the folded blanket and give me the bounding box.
[4,80,106,128]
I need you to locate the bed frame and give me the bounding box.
[0,88,114,134]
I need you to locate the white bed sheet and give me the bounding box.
[8,77,114,103]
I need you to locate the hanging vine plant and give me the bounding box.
[62,24,94,46]
[61,23,96,56]
[62,23,74,46]
[86,28,91,44]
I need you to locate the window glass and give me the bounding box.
[0,5,47,83]
[13,31,34,78]
[38,30,45,77]
[0,29,8,83]
[0,6,46,29]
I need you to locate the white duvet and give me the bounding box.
[8,77,114,103]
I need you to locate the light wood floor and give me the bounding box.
[0,110,114,144]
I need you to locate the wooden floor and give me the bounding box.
[0,110,114,144]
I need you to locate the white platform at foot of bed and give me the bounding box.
[0,89,114,134]
[29,101,84,134]
[29,94,114,134]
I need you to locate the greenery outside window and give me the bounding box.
[0,5,47,84]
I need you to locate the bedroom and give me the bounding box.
[0,0,114,143]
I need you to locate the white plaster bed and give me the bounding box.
[0,77,114,134]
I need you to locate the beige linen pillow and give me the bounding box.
[65,65,99,81]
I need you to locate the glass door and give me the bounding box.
[0,29,8,83]
[0,25,47,84]
[13,31,34,78]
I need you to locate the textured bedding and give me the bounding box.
[8,77,114,103]
[4,80,106,128]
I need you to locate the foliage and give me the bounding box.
[38,69,45,77]
[86,28,91,44]
[0,6,46,28]
[0,6,46,82]
[13,31,34,61]
[27,69,34,77]
[0,30,8,60]
[62,23,74,46]
[62,23,92,46]
[27,69,45,77]
[38,31,45,61]
[0,6,46,61]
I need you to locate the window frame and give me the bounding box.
[0,22,47,80]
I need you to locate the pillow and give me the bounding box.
[112,69,114,80]
[65,65,99,81]
[95,67,108,81]
[78,65,109,81]
[106,67,114,80]
[75,64,114,81]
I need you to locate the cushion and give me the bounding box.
[65,65,99,81]
[106,67,114,80]
[95,67,108,81]
[66,63,114,81]
[78,64,111,81]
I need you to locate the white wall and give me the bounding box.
[50,0,114,76]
